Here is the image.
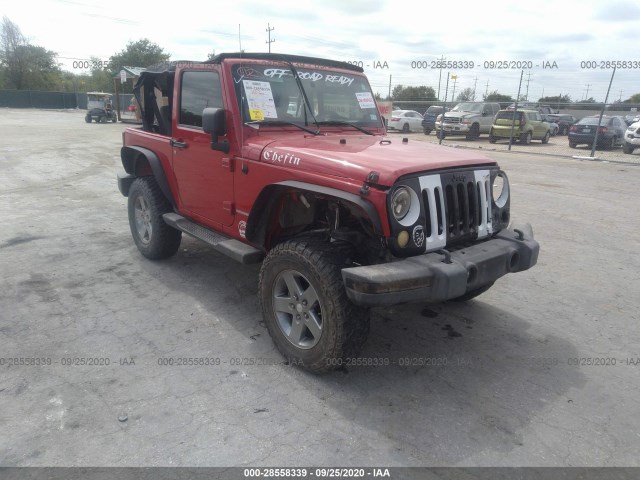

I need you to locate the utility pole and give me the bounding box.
[619,89,623,102]
[437,55,445,100]
[524,71,532,100]
[266,23,275,53]
[484,80,490,99]
[584,84,592,100]
[388,74,392,100]
[238,24,242,51]
[451,74,458,101]
[472,76,478,101]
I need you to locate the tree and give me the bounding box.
[538,94,572,111]
[484,90,514,103]
[573,97,598,110]
[622,93,640,104]
[109,38,170,71]
[0,17,60,90]
[456,87,474,102]
[391,85,437,102]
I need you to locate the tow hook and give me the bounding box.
[438,249,453,264]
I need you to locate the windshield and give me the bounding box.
[496,111,524,122]
[451,102,483,113]
[232,63,382,128]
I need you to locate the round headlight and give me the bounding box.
[492,171,509,208]
[391,187,412,221]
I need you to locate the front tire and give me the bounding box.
[423,128,432,135]
[520,131,532,144]
[127,177,182,260]
[259,239,369,373]
[623,142,635,154]
[569,141,577,148]
[402,123,410,133]
[466,123,480,140]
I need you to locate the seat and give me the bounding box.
[159,105,172,136]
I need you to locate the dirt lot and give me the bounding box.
[394,129,640,164]
[1,109,639,467]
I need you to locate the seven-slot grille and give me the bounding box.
[442,115,461,124]
[418,170,492,252]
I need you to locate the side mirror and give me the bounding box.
[202,107,229,153]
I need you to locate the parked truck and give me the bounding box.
[117,53,539,372]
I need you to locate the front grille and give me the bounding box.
[443,116,461,124]
[418,170,492,252]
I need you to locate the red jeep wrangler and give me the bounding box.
[117,53,539,372]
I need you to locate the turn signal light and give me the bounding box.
[397,231,409,248]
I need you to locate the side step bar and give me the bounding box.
[163,213,264,264]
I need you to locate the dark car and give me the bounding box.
[547,114,578,135]
[568,115,627,149]
[421,105,448,134]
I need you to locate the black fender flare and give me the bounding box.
[120,146,176,207]
[245,180,383,247]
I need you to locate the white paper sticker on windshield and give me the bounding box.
[356,91,375,109]
[243,80,277,119]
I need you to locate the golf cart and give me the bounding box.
[85,92,118,123]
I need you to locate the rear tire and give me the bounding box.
[423,128,432,135]
[489,129,497,143]
[569,141,577,148]
[85,115,91,123]
[127,177,182,260]
[541,131,550,144]
[259,238,369,373]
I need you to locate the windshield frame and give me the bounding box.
[229,60,384,132]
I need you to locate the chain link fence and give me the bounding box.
[0,90,134,115]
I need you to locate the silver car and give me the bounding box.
[388,110,424,133]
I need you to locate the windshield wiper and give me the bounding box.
[245,120,320,135]
[316,120,374,135]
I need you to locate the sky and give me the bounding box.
[3,0,640,104]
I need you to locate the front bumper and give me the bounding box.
[342,225,539,307]
[435,122,472,134]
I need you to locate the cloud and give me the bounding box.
[594,2,640,20]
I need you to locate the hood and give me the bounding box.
[445,110,478,118]
[244,135,495,186]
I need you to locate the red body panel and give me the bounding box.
[123,58,497,245]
